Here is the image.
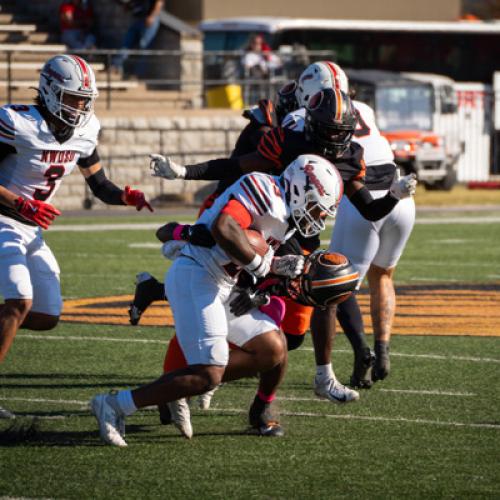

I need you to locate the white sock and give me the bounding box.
[316,364,334,382]
[115,390,137,416]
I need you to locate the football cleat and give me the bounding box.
[248,395,284,437]
[197,385,219,410]
[168,399,193,439]
[314,376,360,403]
[373,342,391,381]
[350,347,375,389]
[0,406,15,419]
[90,393,127,447]
[128,272,165,325]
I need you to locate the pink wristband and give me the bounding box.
[172,224,186,241]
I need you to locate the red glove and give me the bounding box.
[122,186,153,212]
[15,197,61,230]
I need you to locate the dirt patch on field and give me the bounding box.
[61,285,500,337]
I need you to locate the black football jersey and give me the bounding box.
[257,127,366,183]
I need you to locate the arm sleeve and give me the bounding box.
[348,186,398,221]
[220,199,253,229]
[184,158,242,180]
[85,168,125,205]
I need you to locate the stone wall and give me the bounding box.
[51,111,247,210]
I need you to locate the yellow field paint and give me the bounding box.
[61,287,500,336]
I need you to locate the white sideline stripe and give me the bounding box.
[18,334,500,363]
[1,397,497,430]
[280,388,476,399]
[50,215,500,233]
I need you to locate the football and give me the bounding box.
[244,228,269,256]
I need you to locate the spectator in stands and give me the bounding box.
[59,0,96,50]
[111,0,164,76]
[241,34,282,104]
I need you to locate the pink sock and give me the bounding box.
[259,296,286,327]
[257,390,276,403]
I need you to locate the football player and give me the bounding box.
[128,81,300,326]
[91,154,343,446]
[288,61,416,386]
[0,54,152,419]
[150,86,415,404]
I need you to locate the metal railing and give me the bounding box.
[0,46,337,109]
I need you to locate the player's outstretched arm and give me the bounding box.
[79,162,153,211]
[149,151,274,181]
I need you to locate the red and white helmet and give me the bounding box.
[281,154,343,238]
[38,54,98,127]
[296,61,349,107]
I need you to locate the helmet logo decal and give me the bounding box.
[44,65,64,83]
[304,163,326,196]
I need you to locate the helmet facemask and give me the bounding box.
[305,89,357,160]
[47,83,96,127]
[282,154,343,238]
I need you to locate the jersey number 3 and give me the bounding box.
[33,165,65,201]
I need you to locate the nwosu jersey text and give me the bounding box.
[181,172,295,285]
[0,104,99,206]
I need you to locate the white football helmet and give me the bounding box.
[296,61,349,107]
[281,154,343,238]
[38,54,98,127]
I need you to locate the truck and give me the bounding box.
[347,69,463,190]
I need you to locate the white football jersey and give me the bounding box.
[282,101,394,166]
[0,104,99,203]
[182,172,294,284]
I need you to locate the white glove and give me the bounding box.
[161,240,186,260]
[389,170,417,199]
[243,246,274,278]
[149,154,186,180]
[270,254,305,278]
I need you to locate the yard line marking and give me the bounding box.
[49,215,500,234]
[1,397,498,430]
[299,347,500,363]
[279,388,476,400]
[18,334,166,344]
[16,334,500,363]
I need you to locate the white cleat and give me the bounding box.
[314,377,360,404]
[90,393,128,447]
[168,398,193,439]
[0,406,15,419]
[197,385,219,410]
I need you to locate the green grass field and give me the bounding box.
[1,211,499,499]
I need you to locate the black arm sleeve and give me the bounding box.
[85,168,125,205]
[0,142,16,162]
[184,158,242,181]
[349,186,399,221]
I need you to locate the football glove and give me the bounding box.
[15,197,61,230]
[229,288,271,317]
[243,246,274,278]
[122,186,153,212]
[270,254,305,278]
[389,170,417,200]
[149,154,186,180]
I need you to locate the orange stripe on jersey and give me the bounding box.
[221,199,253,228]
[353,158,367,181]
[311,272,359,288]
